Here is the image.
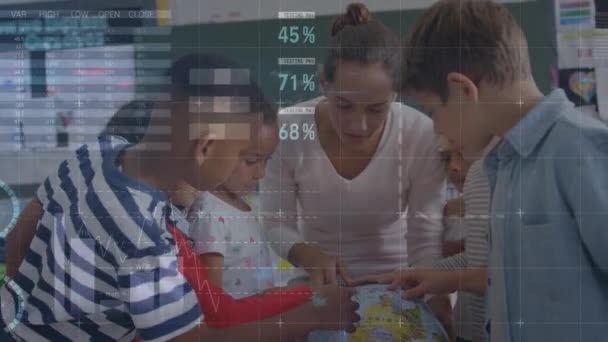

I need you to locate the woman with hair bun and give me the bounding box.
[262,1,452,333]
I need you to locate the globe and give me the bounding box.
[308,284,449,342]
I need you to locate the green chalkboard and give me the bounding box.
[171,1,554,108]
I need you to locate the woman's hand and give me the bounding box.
[350,269,459,298]
[288,244,353,287]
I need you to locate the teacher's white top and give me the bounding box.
[260,97,446,278]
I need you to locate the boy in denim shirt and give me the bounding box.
[364,1,608,341]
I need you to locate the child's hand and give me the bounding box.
[311,285,360,333]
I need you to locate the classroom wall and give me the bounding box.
[171,0,555,108]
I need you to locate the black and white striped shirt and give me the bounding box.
[0,136,202,341]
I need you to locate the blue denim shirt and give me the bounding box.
[484,89,608,341]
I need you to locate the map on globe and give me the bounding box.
[308,284,449,342]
